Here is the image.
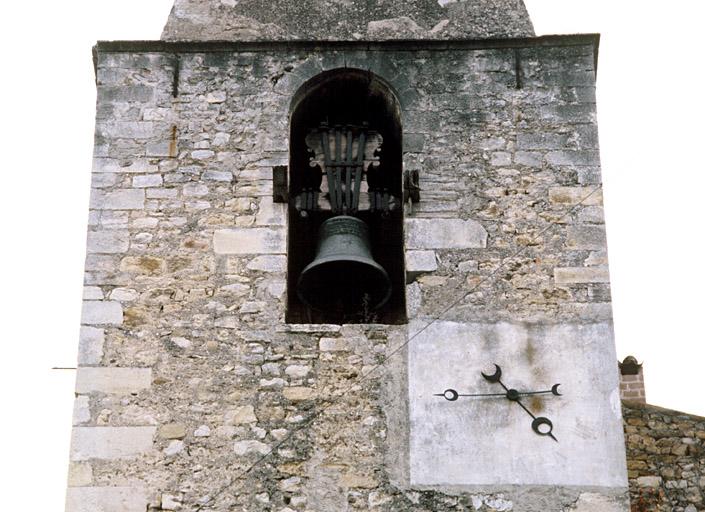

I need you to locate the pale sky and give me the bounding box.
[0,1,703,509]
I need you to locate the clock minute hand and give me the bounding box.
[434,389,508,401]
[434,388,559,400]
[458,392,508,398]
[516,384,562,397]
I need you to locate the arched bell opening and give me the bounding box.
[286,69,406,325]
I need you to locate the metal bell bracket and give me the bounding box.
[297,122,397,216]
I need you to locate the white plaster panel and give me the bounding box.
[408,320,628,488]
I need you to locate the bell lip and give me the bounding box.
[296,254,393,312]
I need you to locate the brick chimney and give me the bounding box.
[619,356,646,403]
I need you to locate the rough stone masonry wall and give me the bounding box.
[624,402,705,512]
[67,39,627,512]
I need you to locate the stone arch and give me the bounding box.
[273,54,418,111]
[289,67,402,121]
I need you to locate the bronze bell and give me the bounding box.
[297,216,392,312]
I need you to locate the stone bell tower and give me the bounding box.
[67,1,629,510]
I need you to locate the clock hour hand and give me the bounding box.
[480,364,560,442]
[513,398,558,442]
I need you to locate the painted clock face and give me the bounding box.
[434,363,562,441]
[407,320,628,488]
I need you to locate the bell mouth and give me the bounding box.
[297,257,392,312]
[296,216,392,313]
